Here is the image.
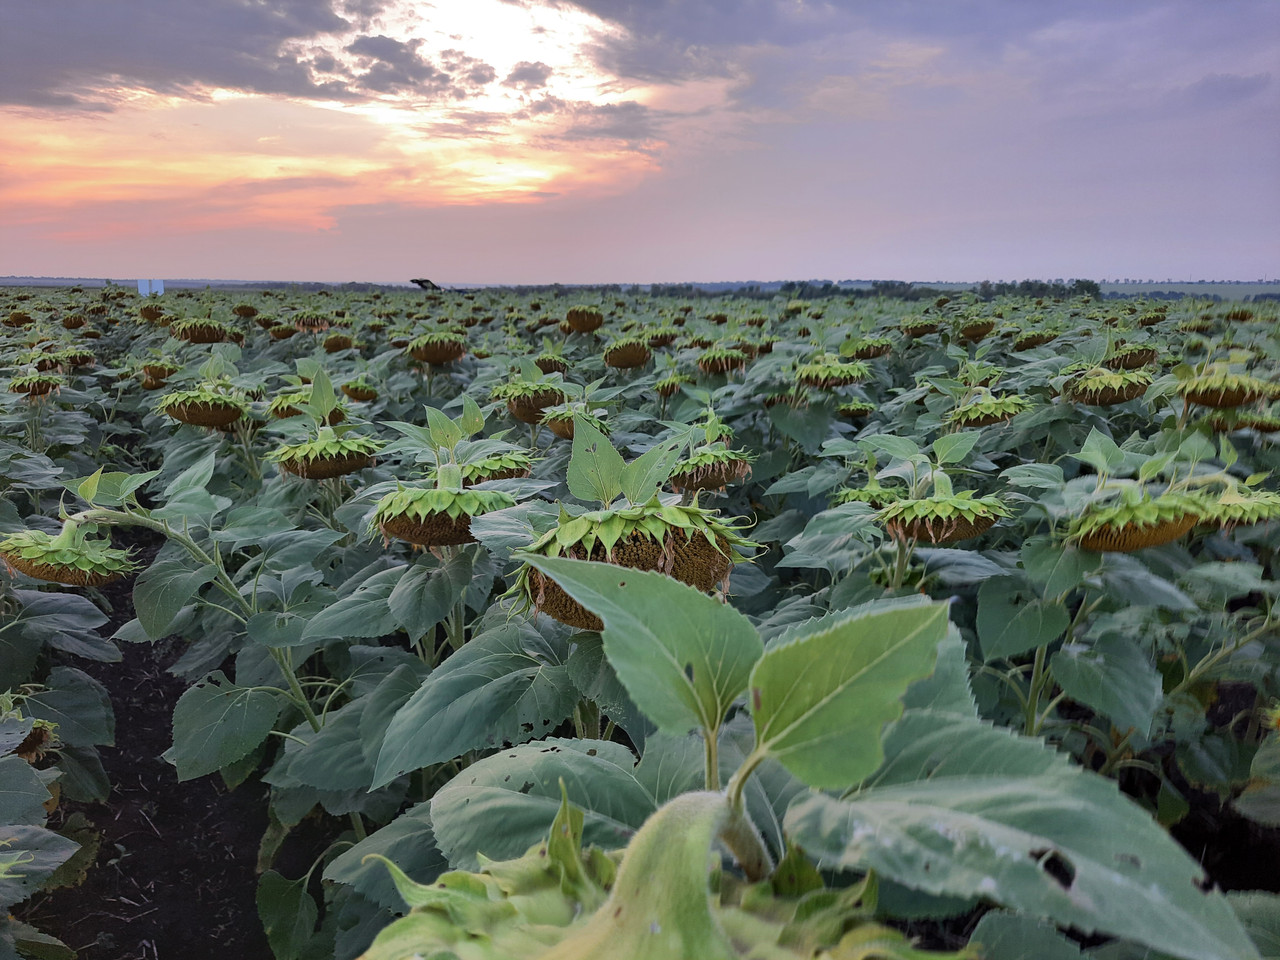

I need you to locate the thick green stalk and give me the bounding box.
[75,506,323,732]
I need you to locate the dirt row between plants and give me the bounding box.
[16,536,332,960]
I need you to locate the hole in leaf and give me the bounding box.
[684,663,695,683]
[587,748,597,756]
[1031,848,1076,889]
[519,781,535,794]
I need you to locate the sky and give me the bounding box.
[1,0,1276,284]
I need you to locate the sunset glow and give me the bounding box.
[1,1,1275,282]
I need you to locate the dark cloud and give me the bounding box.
[525,95,568,116]
[559,101,658,144]
[0,0,494,110]
[0,0,352,109]
[519,97,659,146]
[440,50,499,89]
[344,35,453,95]
[502,61,554,90]
[334,0,397,25]
[547,0,1277,90]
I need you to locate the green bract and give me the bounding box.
[696,346,748,373]
[603,335,649,352]
[0,524,137,586]
[1069,488,1209,552]
[521,497,755,566]
[155,382,249,414]
[795,357,869,389]
[833,481,905,509]
[670,444,753,492]
[877,490,1010,543]
[655,372,693,397]
[371,483,515,547]
[372,485,514,526]
[514,496,756,628]
[8,371,64,393]
[491,379,566,402]
[946,392,1031,426]
[1205,489,1280,527]
[460,450,536,484]
[408,330,466,348]
[1177,365,1278,408]
[1062,366,1153,405]
[542,403,607,430]
[265,427,382,478]
[836,399,875,418]
[841,336,893,359]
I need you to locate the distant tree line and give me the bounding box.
[971,279,1101,300]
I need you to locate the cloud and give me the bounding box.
[513,95,661,147]
[502,61,554,90]
[342,35,496,99]
[0,0,354,109]
[555,101,659,145]
[1174,72,1272,108]
[0,0,505,110]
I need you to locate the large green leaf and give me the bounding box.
[0,756,51,824]
[358,662,430,768]
[423,404,465,450]
[371,621,577,787]
[788,713,1261,960]
[619,437,683,503]
[0,717,33,756]
[900,629,977,716]
[564,632,651,746]
[132,557,218,640]
[1051,636,1163,737]
[860,434,922,462]
[170,671,282,781]
[865,709,1065,790]
[429,733,714,871]
[25,666,114,747]
[748,597,949,789]
[933,431,980,465]
[266,704,374,792]
[430,738,658,870]
[387,551,473,640]
[323,803,447,913]
[1227,892,1280,958]
[777,503,881,576]
[1072,429,1130,475]
[977,576,1069,661]
[1021,537,1102,600]
[523,556,762,737]
[0,825,80,912]
[566,416,625,505]
[158,449,216,501]
[301,565,403,641]
[1099,555,1195,612]
[257,870,318,960]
